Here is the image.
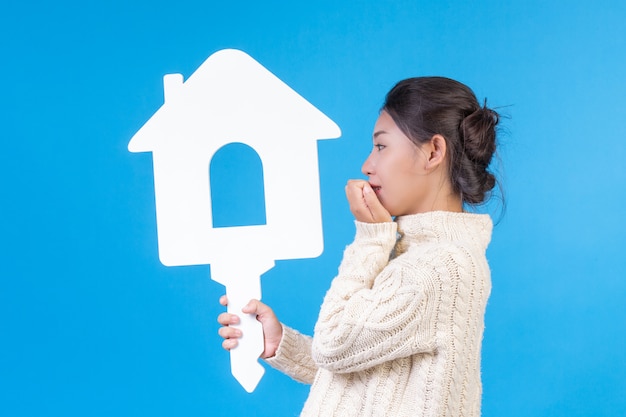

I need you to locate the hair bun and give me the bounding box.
[460,102,499,168]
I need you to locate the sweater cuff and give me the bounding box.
[354,220,398,243]
[264,325,316,384]
[266,324,301,363]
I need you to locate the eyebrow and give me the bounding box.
[373,130,387,139]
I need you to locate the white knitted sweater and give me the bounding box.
[266,211,493,417]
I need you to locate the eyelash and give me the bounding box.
[375,144,386,151]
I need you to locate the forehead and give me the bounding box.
[374,111,396,130]
[373,111,409,141]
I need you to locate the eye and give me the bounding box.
[375,144,386,151]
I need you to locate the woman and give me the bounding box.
[218,76,500,416]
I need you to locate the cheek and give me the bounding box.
[388,168,422,205]
[379,168,404,202]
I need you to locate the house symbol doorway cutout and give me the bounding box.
[209,142,268,229]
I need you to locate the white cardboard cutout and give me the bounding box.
[129,49,341,392]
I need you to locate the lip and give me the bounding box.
[369,183,382,193]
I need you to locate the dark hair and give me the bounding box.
[382,77,500,205]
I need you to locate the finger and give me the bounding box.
[345,180,371,219]
[362,185,392,222]
[217,312,240,326]
[219,295,228,306]
[345,180,367,201]
[218,326,242,339]
[222,338,238,351]
[242,299,266,315]
[345,179,367,188]
[242,299,276,325]
[362,184,376,217]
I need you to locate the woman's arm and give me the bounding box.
[218,297,319,384]
[311,221,437,374]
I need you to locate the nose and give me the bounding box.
[361,152,374,176]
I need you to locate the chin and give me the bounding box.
[386,208,400,217]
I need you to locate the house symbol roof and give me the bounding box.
[128,48,340,153]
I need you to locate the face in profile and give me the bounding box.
[361,111,432,217]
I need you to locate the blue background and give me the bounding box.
[2,1,625,416]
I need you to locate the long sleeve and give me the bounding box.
[264,325,318,384]
[311,221,438,374]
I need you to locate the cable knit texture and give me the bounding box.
[266,211,492,417]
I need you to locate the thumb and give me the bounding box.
[242,299,276,323]
[242,299,263,315]
[363,185,392,222]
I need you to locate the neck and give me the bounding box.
[428,191,463,213]
[421,170,463,213]
[425,165,463,213]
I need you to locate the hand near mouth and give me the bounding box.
[345,179,393,223]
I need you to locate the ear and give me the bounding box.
[423,134,447,170]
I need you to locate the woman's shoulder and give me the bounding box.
[391,238,487,282]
